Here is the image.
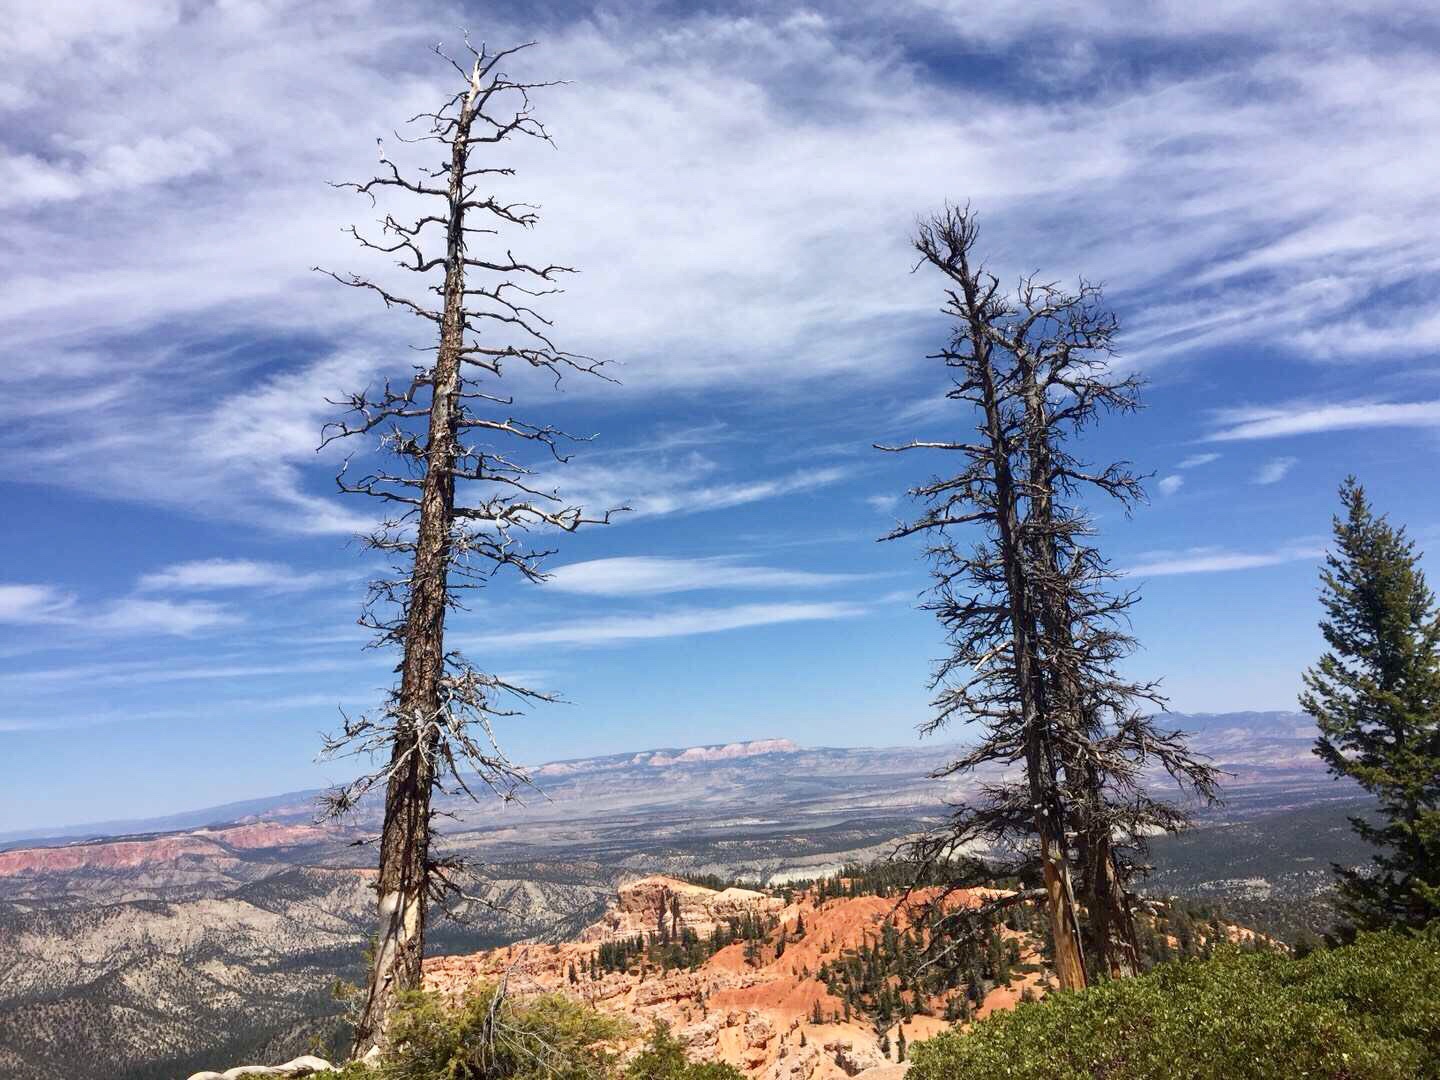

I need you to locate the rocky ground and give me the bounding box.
[424,875,1050,1080]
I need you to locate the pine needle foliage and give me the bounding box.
[1300,477,1440,930]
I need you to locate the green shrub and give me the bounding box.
[311,1067,375,1080]
[908,927,1440,1080]
[317,990,744,1080]
[623,1023,743,1080]
[376,984,628,1080]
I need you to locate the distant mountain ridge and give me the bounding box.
[0,711,1351,1080]
[0,714,1319,851]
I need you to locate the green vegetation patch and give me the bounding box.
[908,927,1440,1080]
[623,1022,743,1080]
[312,991,743,1080]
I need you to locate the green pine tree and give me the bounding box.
[1300,477,1440,930]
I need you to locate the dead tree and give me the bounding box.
[1000,273,1219,978]
[880,206,1088,990]
[316,39,618,1054]
[881,205,1217,989]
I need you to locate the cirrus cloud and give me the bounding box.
[1123,543,1324,577]
[464,600,869,650]
[543,556,868,597]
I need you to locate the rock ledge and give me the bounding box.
[186,1054,335,1079]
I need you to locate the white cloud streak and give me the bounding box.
[1156,475,1184,496]
[0,583,237,636]
[0,584,75,624]
[2,656,366,691]
[1252,456,1298,485]
[1207,400,1440,442]
[542,556,867,597]
[84,598,242,636]
[1124,544,1324,577]
[1177,453,1220,469]
[137,558,340,592]
[556,455,852,521]
[466,600,868,649]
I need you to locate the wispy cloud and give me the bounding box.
[557,454,852,520]
[1156,475,1184,496]
[466,601,868,649]
[137,558,340,592]
[0,584,75,624]
[1207,400,1440,442]
[1124,544,1324,577]
[1253,456,1298,485]
[5,347,383,536]
[542,556,867,597]
[86,598,240,636]
[1,128,228,209]
[0,583,239,636]
[6,2,1440,538]
[1177,453,1220,469]
[866,493,901,514]
[3,656,366,691]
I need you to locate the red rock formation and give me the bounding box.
[196,822,333,850]
[579,875,785,944]
[0,834,231,876]
[424,876,1051,1080]
[0,821,334,877]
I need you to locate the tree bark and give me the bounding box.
[350,64,481,1057]
[1018,359,1134,981]
[961,273,1088,993]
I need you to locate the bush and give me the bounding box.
[312,1067,375,1080]
[314,991,744,1080]
[624,1023,744,1080]
[624,1025,743,1080]
[375,984,627,1080]
[908,927,1440,1080]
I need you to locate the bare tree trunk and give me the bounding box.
[1079,818,1140,978]
[965,273,1089,993]
[350,64,481,1058]
[887,205,1215,994]
[1017,361,1129,982]
[320,44,620,1054]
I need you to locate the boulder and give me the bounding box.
[187,1056,334,1080]
[824,1038,887,1077]
[277,1058,336,1076]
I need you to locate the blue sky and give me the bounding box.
[3,1,1440,833]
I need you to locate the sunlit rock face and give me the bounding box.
[423,875,1046,1080]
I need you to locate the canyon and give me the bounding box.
[0,714,1362,1080]
[423,875,1046,1080]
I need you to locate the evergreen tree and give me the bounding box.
[743,938,762,967]
[1301,477,1440,930]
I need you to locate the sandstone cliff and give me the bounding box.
[424,875,1050,1080]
